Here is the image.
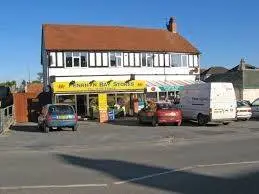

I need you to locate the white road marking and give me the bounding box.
[114,166,193,185]
[0,184,108,190]
[114,160,259,185]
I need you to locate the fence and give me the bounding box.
[0,105,14,134]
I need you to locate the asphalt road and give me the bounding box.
[0,120,259,194]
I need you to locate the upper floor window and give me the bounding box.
[181,55,188,67]
[110,52,122,67]
[65,52,88,68]
[81,52,88,67]
[65,52,73,67]
[170,54,181,67]
[141,53,154,67]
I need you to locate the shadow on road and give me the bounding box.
[108,118,220,128]
[56,154,259,194]
[10,124,41,133]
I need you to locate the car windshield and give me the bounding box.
[237,101,249,107]
[156,103,176,110]
[49,105,74,115]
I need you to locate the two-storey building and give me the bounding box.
[41,17,200,117]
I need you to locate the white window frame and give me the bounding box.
[181,55,188,67]
[64,52,89,68]
[146,53,154,67]
[109,52,122,67]
[170,53,181,67]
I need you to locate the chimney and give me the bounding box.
[167,17,177,33]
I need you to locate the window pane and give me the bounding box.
[182,55,188,67]
[124,53,129,67]
[147,53,153,67]
[110,53,116,67]
[81,53,87,67]
[65,52,72,67]
[129,53,134,67]
[96,53,102,67]
[153,54,159,67]
[141,53,146,66]
[89,52,95,67]
[134,53,140,67]
[74,58,80,67]
[159,54,164,67]
[102,53,108,67]
[116,57,122,67]
[73,52,80,57]
[165,54,170,67]
[171,54,181,67]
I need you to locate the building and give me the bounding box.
[205,59,259,102]
[200,66,228,81]
[41,17,200,117]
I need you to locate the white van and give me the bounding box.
[179,82,237,125]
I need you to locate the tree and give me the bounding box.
[37,72,43,82]
[31,80,41,84]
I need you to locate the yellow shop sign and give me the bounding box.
[53,80,146,93]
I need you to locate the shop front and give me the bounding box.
[52,80,146,118]
[146,80,197,103]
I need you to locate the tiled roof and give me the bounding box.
[201,67,228,76]
[43,24,199,54]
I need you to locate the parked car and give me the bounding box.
[236,101,252,121]
[137,102,182,127]
[38,104,78,133]
[179,82,236,126]
[251,98,259,119]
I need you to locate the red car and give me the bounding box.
[138,102,182,127]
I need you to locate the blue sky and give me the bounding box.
[0,0,258,82]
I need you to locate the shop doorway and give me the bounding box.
[76,95,87,118]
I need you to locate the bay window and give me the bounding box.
[181,55,188,67]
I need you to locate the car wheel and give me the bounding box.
[43,123,49,133]
[72,125,78,131]
[151,118,158,127]
[223,122,230,125]
[57,127,62,131]
[197,114,207,126]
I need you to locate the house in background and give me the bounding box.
[41,17,200,117]
[200,66,228,81]
[205,59,259,102]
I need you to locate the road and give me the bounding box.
[0,120,259,194]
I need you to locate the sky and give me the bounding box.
[0,0,259,82]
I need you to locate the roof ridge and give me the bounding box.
[43,23,167,32]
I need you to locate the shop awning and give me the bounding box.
[147,80,198,92]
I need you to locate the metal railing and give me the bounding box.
[0,105,14,134]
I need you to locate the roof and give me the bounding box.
[201,66,228,76]
[42,24,199,53]
[25,83,43,94]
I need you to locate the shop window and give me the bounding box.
[159,92,167,101]
[146,92,158,102]
[170,54,181,67]
[109,52,122,67]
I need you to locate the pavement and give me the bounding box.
[0,119,259,193]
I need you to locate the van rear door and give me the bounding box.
[210,83,236,121]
